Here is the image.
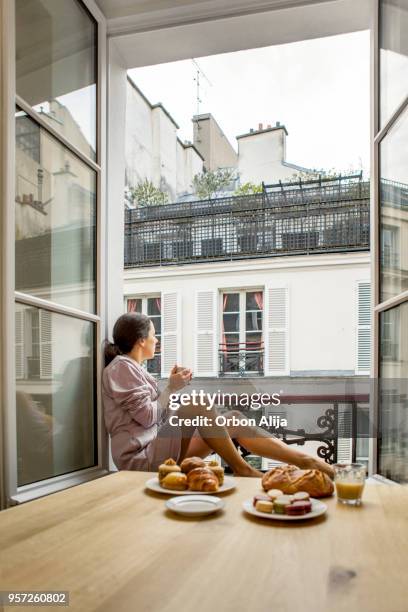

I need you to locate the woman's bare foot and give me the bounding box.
[302,456,334,479]
[234,464,263,478]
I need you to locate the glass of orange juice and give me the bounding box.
[333,463,366,506]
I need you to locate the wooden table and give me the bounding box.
[1,472,408,612]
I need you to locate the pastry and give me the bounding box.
[187,467,219,492]
[262,464,334,498]
[207,460,225,485]
[158,458,181,482]
[161,472,188,491]
[255,500,273,513]
[273,495,293,514]
[266,488,283,501]
[285,500,312,516]
[253,494,271,507]
[180,456,206,474]
[292,491,310,502]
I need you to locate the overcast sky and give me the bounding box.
[128,30,370,176]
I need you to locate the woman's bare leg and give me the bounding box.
[224,411,334,478]
[174,403,261,477]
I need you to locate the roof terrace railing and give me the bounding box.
[124,174,370,268]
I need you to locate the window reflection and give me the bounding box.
[379,303,408,483]
[15,304,96,486]
[379,105,408,302]
[380,0,408,126]
[15,109,96,313]
[16,0,97,159]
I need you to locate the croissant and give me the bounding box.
[180,456,206,474]
[262,464,334,498]
[187,467,219,492]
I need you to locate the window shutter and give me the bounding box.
[264,285,289,376]
[194,290,217,377]
[161,292,181,377]
[39,310,52,379]
[337,408,353,462]
[15,310,25,380]
[356,281,371,375]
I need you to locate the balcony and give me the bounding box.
[124,174,370,268]
[219,341,264,377]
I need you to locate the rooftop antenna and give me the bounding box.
[192,58,212,117]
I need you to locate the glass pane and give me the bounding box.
[16,0,97,159]
[151,316,161,335]
[379,105,408,302]
[222,333,240,350]
[15,109,96,313]
[380,0,408,126]
[246,311,263,332]
[127,299,142,313]
[223,293,239,312]
[246,332,263,348]
[147,297,161,316]
[246,291,263,311]
[15,303,96,486]
[379,302,408,482]
[223,313,239,332]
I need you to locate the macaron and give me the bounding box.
[253,494,271,507]
[285,500,312,516]
[292,491,310,502]
[255,500,274,513]
[273,495,293,514]
[266,489,283,501]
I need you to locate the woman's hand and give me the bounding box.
[168,364,193,392]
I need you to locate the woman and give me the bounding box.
[102,313,334,478]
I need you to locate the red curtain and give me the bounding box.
[254,291,263,311]
[127,299,140,312]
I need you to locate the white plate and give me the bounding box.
[242,498,327,521]
[166,495,225,516]
[145,476,236,495]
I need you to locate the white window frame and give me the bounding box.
[219,288,264,376]
[2,0,108,507]
[125,294,162,376]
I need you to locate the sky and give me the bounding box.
[128,31,370,176]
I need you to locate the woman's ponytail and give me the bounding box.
[103,340,121,367]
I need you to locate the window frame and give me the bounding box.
[2,0,108,506]
[219,288,264,376]
[125,294,162,376]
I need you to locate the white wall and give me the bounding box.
[124,252,370,376]
[125,80,203,201]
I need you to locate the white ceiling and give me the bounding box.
[95,0,371,70]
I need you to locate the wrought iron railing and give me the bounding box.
[124,175,370,268]
[219,342,264,377]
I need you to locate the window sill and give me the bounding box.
[9,468,110,506]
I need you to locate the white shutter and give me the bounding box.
[356,281,371,375]
[194,290,217,377]
[337,409,353,462]
[264,285,289,376]
[161,292,181,377]
[15,310,25,380]
[39,310,52,379]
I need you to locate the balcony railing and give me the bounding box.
[124,174,370,268]
[219,341,264,377]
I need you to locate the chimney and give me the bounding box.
[258,123,263,131]
[250,128,254,133]
[267,124,271,129]
[276,121,281,127]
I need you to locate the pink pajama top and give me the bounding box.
[102,355,179,471]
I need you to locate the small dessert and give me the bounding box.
[207,460,225,485]
[253,494,271,507]
[285,500,312,516]
[266,489,283,501]
[255,500,274,513]
[161,472,188,491]
[273,495,293,514]
[180,456,206,474]
[187,467,219,492]
[292,491,310,502]
[158,458,181,482]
